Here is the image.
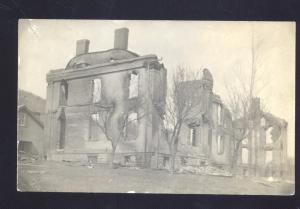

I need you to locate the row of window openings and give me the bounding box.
[56,113,139,149]
[90,112,138,141]
[189,128,224,154]
[241,148,274,165]
[59,73,139,105]
[214,105,237,129]
[212,103,224,126]
[247,118,268,128]
[241,128,276,146]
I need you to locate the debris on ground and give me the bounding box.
[177,165,233,177]
[252,176,284,188]
[87,164,94,169]
[128,166,140,170]
[254,181,274,187]
[18,153,40,164]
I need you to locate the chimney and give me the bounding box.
[114,28,129,50]
[76,39,90,56]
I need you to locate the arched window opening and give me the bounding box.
[217,135,224,154]
[59,80,68,106]
[242,137,248,146]
[189,127,196,146]
[266,127,273,144]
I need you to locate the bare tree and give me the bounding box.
[225,24,270,170]
[155,65,202,173]
[225,83,250,169]
[88,99,148,168]
[88,102,125,168]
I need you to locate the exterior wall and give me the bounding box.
[178,123,207,157]
[67,78,92,106]
[174,73,233,168]
[45,53,166,165]
[17,111,44,155]
[236,108,288,178]
[210,130,232,166]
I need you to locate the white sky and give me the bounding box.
[18,20,295,157]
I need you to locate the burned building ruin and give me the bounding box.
[43,28,288,178]
[166,69,234,169]
[234,98,288,178]
[44,28,167,166]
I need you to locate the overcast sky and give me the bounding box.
[18,20,295,157]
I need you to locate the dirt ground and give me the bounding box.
[17,160,294,195]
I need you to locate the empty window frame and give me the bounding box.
[266,127,273,144]
[260,117,266,127]
[242,137,248,146]
[208,129,212,146]
[92,78,102,103]
[59,80,68,105]
[163,156,170,168]
[189,128,196,146]
[18,113,26,127]
[217,104,222,125]
[217,135,224,154]
[91,113,100,122]
[242,148,249,164]
[265,150,273,164]
[89,112,103,141]
[129,72,139,98]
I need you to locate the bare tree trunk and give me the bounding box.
[166,141,174,173]
[110,143,117,168]
[170,141,178,174]
[231,147,239,169]
[170,146,176,174]
[231,140,242,172]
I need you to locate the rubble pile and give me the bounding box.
[18,152,40,163]
[178,165,233,177]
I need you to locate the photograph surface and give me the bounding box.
[17,20,295,194]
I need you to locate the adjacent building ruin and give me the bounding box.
[164,69,234,168]
[234,98,288,178]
